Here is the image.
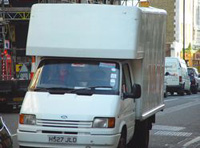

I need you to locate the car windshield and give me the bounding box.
[188,68,194,75]
[188,68,198,76]
[29,59,120,95]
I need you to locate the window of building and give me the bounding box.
[196,0,200,27]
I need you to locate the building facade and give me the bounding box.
[150,0,194,57]
[150,0,200,71]
[149,0,174,57]
[194,0,200,47]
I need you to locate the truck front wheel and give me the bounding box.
[127,120,150,148]
[117,127,127,148]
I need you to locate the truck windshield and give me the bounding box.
[29,59,120,95]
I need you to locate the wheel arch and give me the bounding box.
[118,121,127,135]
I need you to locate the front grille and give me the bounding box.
[37,119,93,128]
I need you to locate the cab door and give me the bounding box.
[121,63,136,140]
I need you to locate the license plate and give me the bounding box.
[48,136,77,144]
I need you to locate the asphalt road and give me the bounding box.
[1,93,200,148]
[149,93,200,148]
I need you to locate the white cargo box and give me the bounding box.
[26,4,165,59]
[27,4,167,120]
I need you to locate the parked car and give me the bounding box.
[165,57,191,96]
[0,116,13,148]
[187,67,200,94]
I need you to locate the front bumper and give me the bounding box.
[17,129,120,148]
[166,84,184,93]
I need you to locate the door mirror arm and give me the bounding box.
[123,93,135,99]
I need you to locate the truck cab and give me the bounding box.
[18,57,141,148]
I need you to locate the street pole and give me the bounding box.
[0,0,5,79]
[183,0,185,60]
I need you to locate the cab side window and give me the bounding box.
[122,64,132,93]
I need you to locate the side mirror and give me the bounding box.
[123,84,141,99]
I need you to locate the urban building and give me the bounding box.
[148,0,174,57]
[150,0,200,72]
[194,0,200,47]
[192,0,200,72]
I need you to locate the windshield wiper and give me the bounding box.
[33,87,49,92]
[33,87,73,93]
[47,87,73,90]
[48,87,74,94]
[89,86,113,89]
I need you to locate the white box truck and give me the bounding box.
[17,4,167,148]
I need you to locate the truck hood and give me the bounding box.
[21,92,120,121]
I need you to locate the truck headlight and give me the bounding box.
[19,114,36,125]
[93,117,115,128]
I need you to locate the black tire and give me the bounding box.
[118,128,127,148]
[127,120,150,148]
[194,90,197,94]
[178,91,184,96]
[191,87,198,94]
[164,92,167,98]
[186,90,191,95]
